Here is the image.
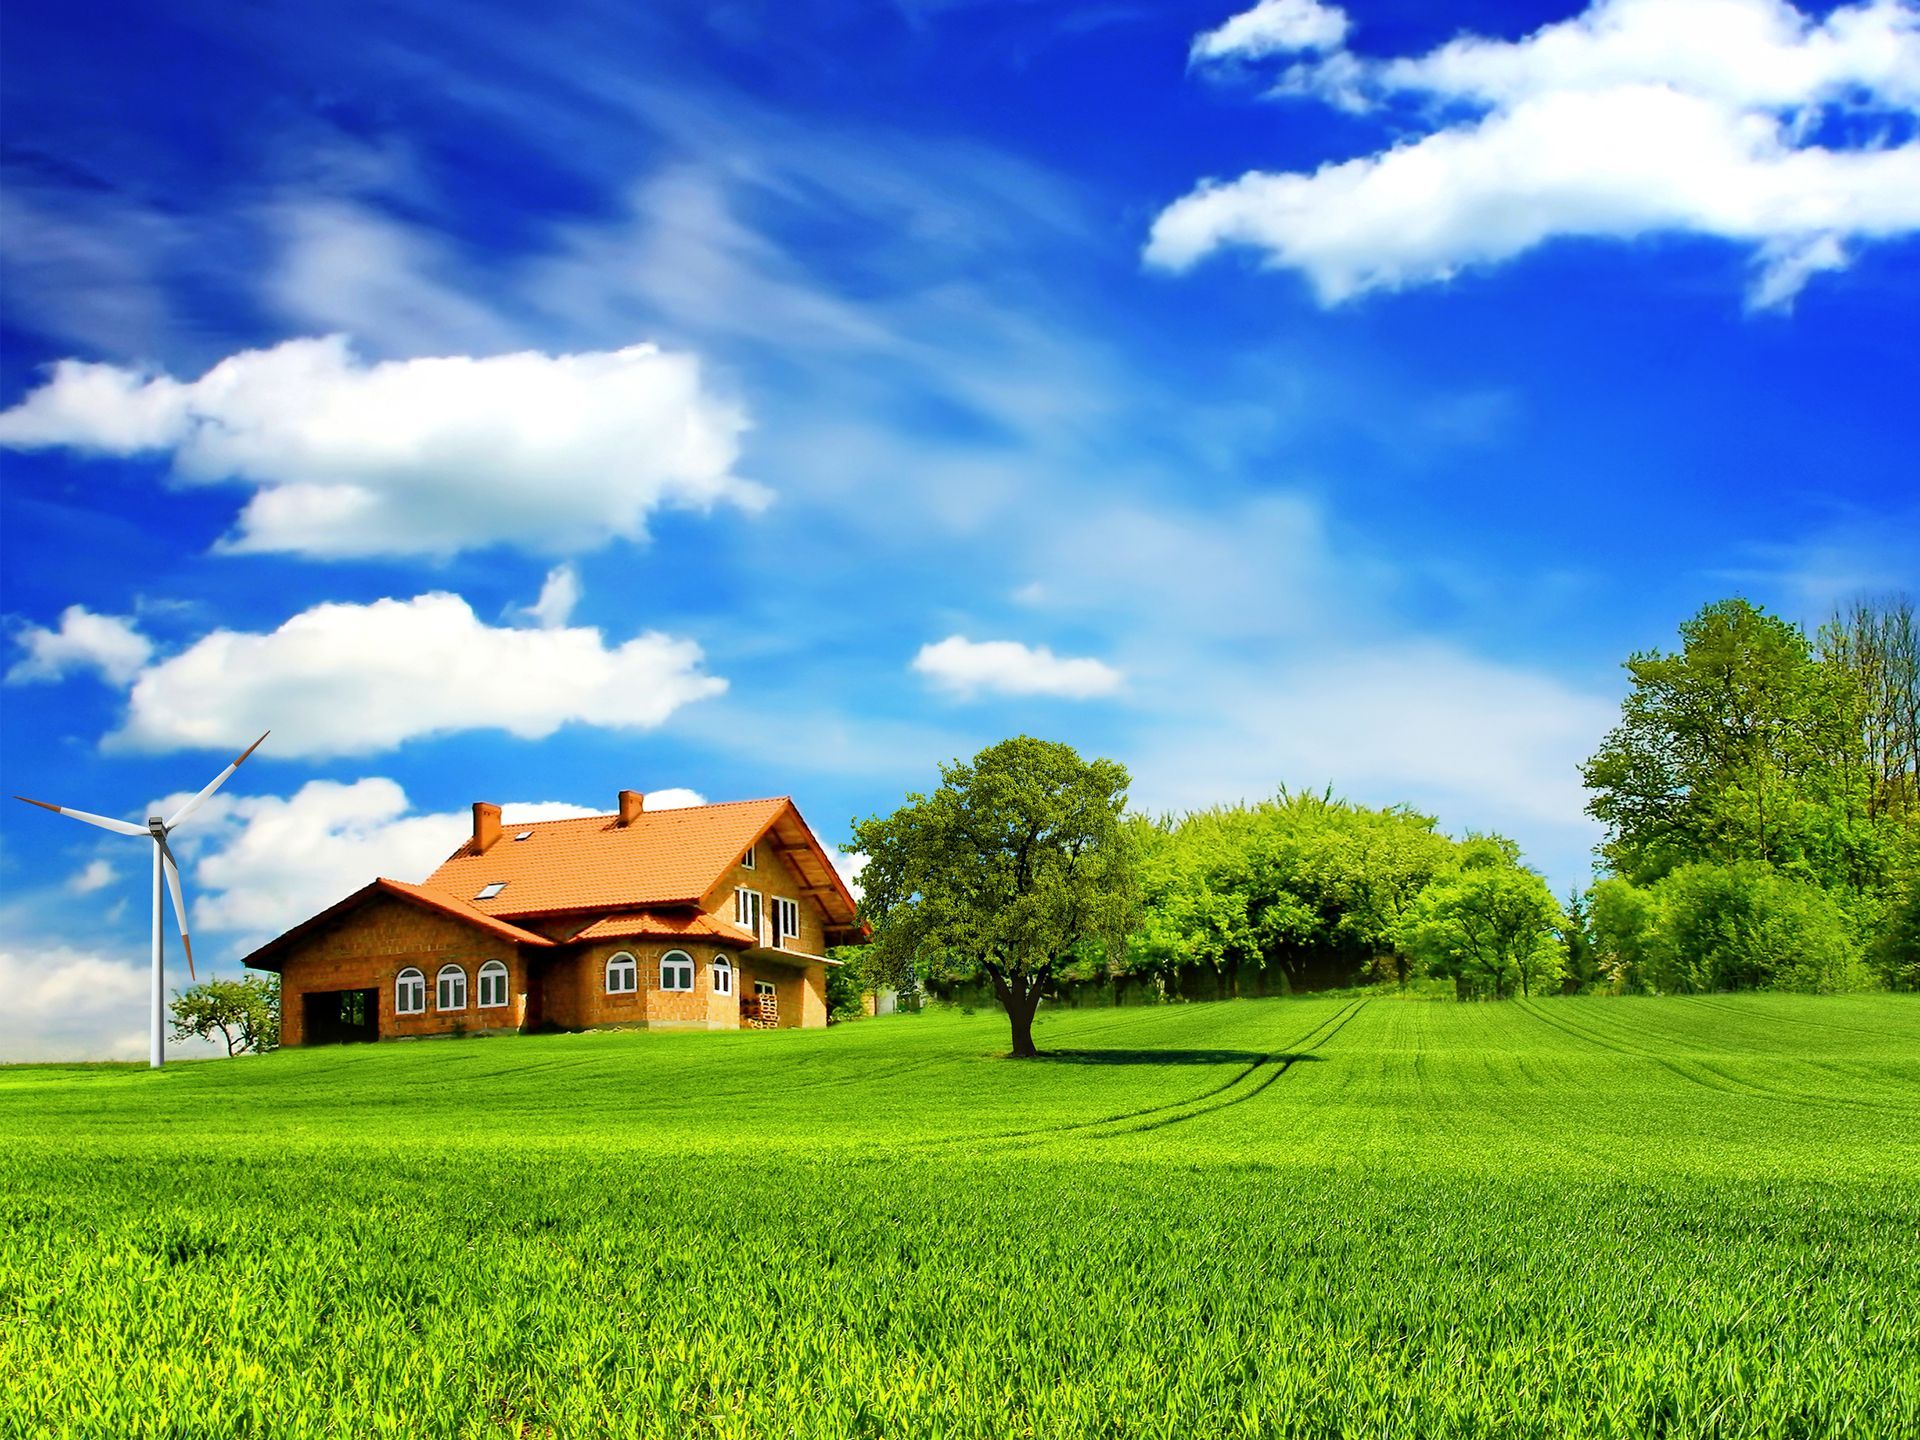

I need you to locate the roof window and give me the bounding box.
[513,831,533,841]
[475,882,508,900]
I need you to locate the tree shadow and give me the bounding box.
[1039,1049,1327,1066]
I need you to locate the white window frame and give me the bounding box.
[740,844,756,870]
[606,951,638,995]
[475,881,507,900]
[771,896,800,950]
[712,957,734,997]
[734,887,763,943]
[660,950,695,993]
[754,979,776,998]
[477,960,509,1009]
[436,964,468,1012]
[395,967,426,1016]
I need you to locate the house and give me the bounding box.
[243,790,864,1046]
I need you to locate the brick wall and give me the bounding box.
[707,840,836,958]
[277,896,527,1045]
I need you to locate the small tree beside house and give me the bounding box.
[853,735,1138,1057]
[169,974,281,1056]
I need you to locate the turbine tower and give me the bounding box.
[18,733,269,1069]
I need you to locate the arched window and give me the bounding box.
[477,960,509,1009]
[436,964,468,1011]
[660,950,695,992]
[606,951,638,994]
[395,967,425,1016]
[712,957,734,997]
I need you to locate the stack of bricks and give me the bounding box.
[747,992,779,1029]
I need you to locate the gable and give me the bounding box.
[242,878,554,972]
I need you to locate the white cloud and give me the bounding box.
[157,779,600,945]
[107,591,727,757]
[0,335,765,558]
[1153,0,1920,307]
[6,605,154,687]
[642,788,708,810]
[515,564,582,629]
[832,849,869,903]
[1192,0,1351,62]
[67,859,118,895]
[1127,642,1615,891]
[0,945,151,1062]
[911,635,1125,700]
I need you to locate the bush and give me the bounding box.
[1867,881,1920,991]
[1642,863,1865,994]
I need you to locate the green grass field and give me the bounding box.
[4,993,1918,1438]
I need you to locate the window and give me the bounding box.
[477,960,509,1008]
[712,957,734,997]
[513,830,533,842]
[660,950,695,992]
[741,844,756,870]
[734,887,763,941]
[436,965,468,1011]
[606,951,638,995]
[475,882,507,900]
[754,980,776,998]
[771,896,801,950]
[395,967,426,1015]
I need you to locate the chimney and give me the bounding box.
[618,789,645,826]
[472,802,502,853]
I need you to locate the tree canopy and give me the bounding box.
[852,736,1137,1057]
[169,974,280,1056]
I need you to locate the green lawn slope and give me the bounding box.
[4,993,1919,1438]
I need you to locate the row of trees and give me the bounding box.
[852,596,1917,1055]
[1579,597,1918,994]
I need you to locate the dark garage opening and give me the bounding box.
[303,988,378,1045]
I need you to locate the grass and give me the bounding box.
[3,992,1918,1438]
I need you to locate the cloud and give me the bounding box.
[1126,642,1615,890]
[1152,0,1920,307]
[832,849,869,904]
[6,605,154,686]
[512,564,583,629]
[155,779,602,945]
[107,591,727,757]
[642,788,708,810]
[0,945,151,1062]
[911,635,1125,700]
[67,859,118,895]
[154,781,719,949]
[1191,0,1350,62]
[0,335,766,558]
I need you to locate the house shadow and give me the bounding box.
[1039,1048,1326,1067]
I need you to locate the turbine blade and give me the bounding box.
[14,796,147,837]
[158,838,195,981]
[165,731,269,830]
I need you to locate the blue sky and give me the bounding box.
[3,0,1917,1057]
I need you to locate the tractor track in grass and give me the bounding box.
[1682,995,1916,1041]
[908,1000,1367,1153]
[1519,1001,1920,1120]
[1087,999,1371,1139]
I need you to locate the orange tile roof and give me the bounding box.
[566,910,757,946]
[242,877,555,971]
[422,796,859,925]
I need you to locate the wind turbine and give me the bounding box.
[17,733,269,1070]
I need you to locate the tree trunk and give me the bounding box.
[990,970,1043,1058]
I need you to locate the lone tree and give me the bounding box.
[169,974,280,1057]
[853,735,1137,1057]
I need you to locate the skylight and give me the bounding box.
[475,882,508,900]
[513,831,533,841]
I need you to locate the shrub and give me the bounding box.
[1644,863,1864,994]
